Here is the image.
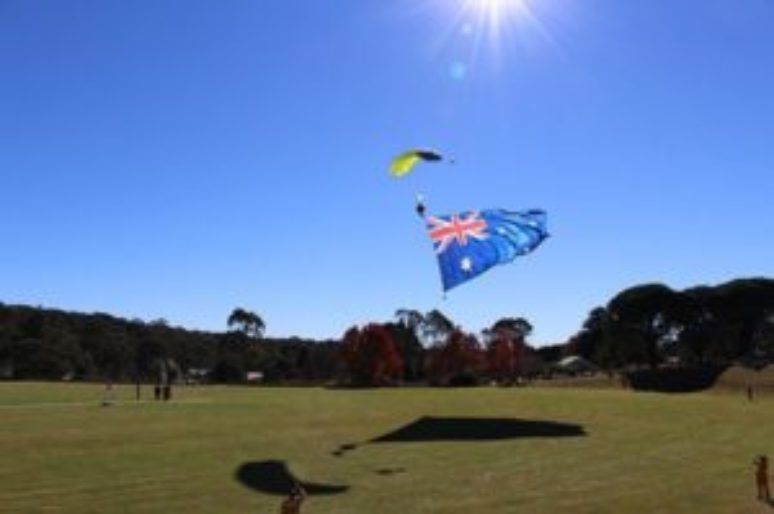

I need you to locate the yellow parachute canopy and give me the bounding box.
[389,149,444,178]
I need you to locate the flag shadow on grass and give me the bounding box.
[372,416,586,443]
[235,460,349,496]
[332,416,586,457]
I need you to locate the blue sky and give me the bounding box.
[2,0,773,344]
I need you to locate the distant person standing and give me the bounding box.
[747,384,754,402]
[754,455,770,501]
[280,484,307,514]
[101,382,116,407]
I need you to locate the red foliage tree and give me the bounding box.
[487,332,527,383]
[338,323,403,386]
[425,330,484,385]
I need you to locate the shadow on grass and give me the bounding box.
[331,443,358,457]
[375,467,406,476]
[235,460,349,496]
[332,416,585,457]
[371,416,586,443]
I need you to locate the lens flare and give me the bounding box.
[449,61,468,80]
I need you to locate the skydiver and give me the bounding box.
[415,193,426,218]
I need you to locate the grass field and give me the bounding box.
[1,382,772,513]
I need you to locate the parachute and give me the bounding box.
[389,149,447,178]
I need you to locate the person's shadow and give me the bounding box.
[235,460,349,496]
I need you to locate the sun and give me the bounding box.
[410,0,556,76]
[463,0,530,33]
[452,0,539,60]
[467,0,528,19]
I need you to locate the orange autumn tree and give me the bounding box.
[486,317,533,384]
[338,323,403,386]
[487,332,526,383]
[425,329,485,386]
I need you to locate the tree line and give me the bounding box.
[0,305,338,383]
[567,278,774,370]
[1,277,772,385]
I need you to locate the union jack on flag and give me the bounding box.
[425,209,548,291]
[427,211,489,254]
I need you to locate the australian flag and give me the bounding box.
[426,209,548,291]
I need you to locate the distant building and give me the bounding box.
[246,371,264,383]
[185,368,209,385]
[555,355,597,375]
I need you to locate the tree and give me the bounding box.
[485,317,533,383]
[487,334,518,382]
[697,279,774,359]
[395,309,424,332]
[753,312,774,357]
[421,309,456,346]
[384,321,424,382]
[135,332,168,381]
[227,308,265,339]
[392,310,426,381]
[210,354,245,383]
[338,324,403,386]
[490,317,533,341]
[425,330,484,386]
[568,307,608,363]
[606,284,680,368]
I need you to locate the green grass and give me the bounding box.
[0,382,771,513]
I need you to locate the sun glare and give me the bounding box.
[464,0,530,34]
[410,0,558,78]
[448,0,544,67]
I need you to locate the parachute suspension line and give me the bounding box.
[417,193,445,299]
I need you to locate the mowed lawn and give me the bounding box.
[0,382,772,513]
